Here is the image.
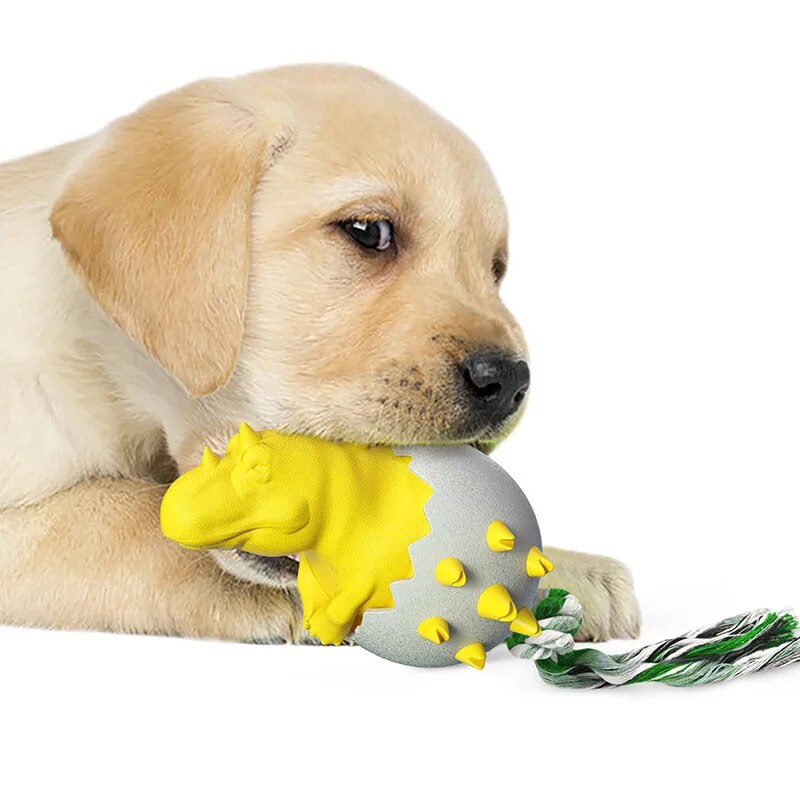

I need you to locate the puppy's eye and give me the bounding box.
[492,257,507,283]
[341,219,394,251]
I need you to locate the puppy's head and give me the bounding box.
[244,68,528,451]
[51,66,528,461]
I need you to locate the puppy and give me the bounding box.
[0,65,640,643]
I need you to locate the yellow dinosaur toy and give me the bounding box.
[161,424,434,645]
[161,424,548,667]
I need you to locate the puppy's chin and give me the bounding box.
[365,417,522,452]
[276,407,523,450]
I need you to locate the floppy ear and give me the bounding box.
[51,80,292,397]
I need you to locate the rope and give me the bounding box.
[507,588,800,688]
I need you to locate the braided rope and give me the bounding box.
[507,588,800,688]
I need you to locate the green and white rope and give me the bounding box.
[507,588,800,688]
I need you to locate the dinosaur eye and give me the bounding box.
[341,219,394,251]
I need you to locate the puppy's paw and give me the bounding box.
[540,547,641,642]
[245,588,316,645]
[202,551,309,644]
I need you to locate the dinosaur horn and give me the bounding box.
[201,447,220,469]
[238,422,260,452]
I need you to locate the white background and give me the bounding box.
[2,1,798,797]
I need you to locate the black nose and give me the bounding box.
[459,351,530,423]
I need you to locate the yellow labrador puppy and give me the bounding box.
[0,66,639,643]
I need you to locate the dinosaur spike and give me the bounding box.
[201,447,220,469]
[486,520,515,552]
[526,546,554,577]
[476,584,517,622]
[454,642,486,670]
[435,557,467,587]
[509,607,541,637]
[238,422,260,453]
[417,617,450,645]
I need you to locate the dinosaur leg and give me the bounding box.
[307,579,375,645]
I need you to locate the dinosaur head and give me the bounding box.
[161,423,315,556]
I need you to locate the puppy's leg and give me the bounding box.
[541,547,641,642]
[0,479,304,642]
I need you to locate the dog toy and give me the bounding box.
[160,424,548,668]
[161,424,800,686]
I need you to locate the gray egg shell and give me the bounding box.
[353,444,541,667]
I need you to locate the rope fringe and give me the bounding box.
[507,589,800,688]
